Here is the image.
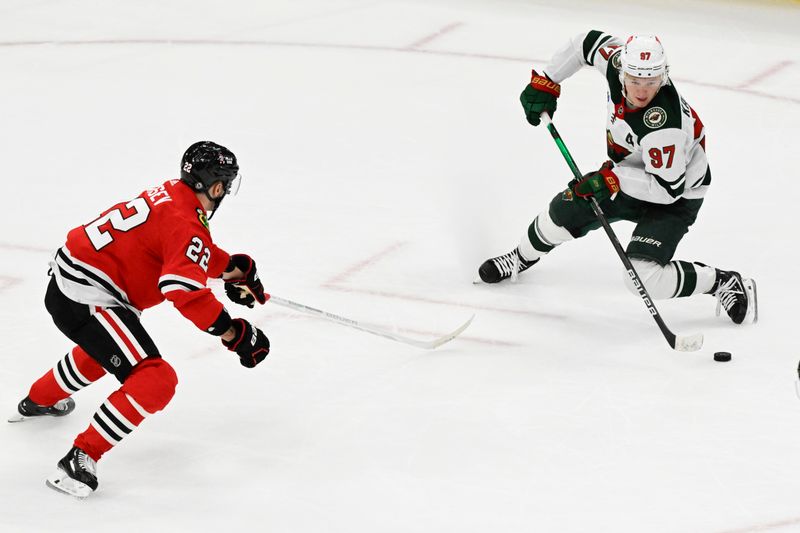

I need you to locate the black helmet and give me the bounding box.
[180,141,239,193]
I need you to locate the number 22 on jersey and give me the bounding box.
[84,197,150,250]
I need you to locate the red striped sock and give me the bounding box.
[74,389,150,461]
[29,346,105,406]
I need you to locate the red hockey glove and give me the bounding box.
[224,254,266,308]
[571,162,620,202]
[222,318,270,368]
[520,70,561,126]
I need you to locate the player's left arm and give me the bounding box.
[615,128,689,203]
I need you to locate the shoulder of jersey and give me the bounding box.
[153,180,211,233]
[582,30,619,67]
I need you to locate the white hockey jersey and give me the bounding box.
[543,31,710,205]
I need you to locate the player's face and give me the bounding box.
[624,74,661,109]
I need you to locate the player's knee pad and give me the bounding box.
[623,258,676,300]
[120,357,178,414]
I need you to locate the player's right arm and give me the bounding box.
[521,30,623,126]
[542,30,624,83]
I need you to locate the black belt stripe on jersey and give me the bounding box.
[92,413,123,442]
[62,354,90,388]
[55,361,81,393]
[99,404,133,435]
[158,279,201,292]
[57,248,130,305]
[57,265,91,286]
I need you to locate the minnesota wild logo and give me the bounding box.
[196,208,209,229]
[644,107,667,129]
[611,51,622,70]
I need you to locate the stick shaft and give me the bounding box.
[540,113,683,350]
[264,293,473,350]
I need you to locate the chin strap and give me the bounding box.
[204,190,225,220]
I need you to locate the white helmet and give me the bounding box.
[619,35,669,87]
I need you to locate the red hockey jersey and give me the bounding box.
[51,179,230,332]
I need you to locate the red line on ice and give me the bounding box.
[2,38,795,104]
[323,243,563,318]
[323,241,407,286]
[0,241,52,253]
[406,22,463,49]
[714,515,800,533]
[325,284,564,320]
[0,276,22,292]
[737,60,794,89]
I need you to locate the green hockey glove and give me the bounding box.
[520,70,561,126]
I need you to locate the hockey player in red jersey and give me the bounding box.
[9,141,270,498]
[478,32,758,325]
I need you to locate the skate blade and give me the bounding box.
[744,278,758,324]
[46,469,94,499]
[7,412,28,423]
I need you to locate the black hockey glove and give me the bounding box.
[224,254,266,308]
[520,70,561,126]
[222,318,270,368]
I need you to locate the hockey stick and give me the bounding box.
[236,285,474,350]
[540,113,703,352]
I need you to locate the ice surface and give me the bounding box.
[1,1,799,531]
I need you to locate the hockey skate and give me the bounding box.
[7,396,75,423]
[46,446,98,499]
[476,247,538,284]
[713,270,758,324]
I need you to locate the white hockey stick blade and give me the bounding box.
[673,332,704,352]
[267,295,474,350]
[46,469,94,499]
[426,313,475,349]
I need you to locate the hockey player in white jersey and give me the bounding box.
[478,32,757,324]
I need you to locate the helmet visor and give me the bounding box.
[226,173,242,197]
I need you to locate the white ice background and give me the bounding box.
[1,0,799,531]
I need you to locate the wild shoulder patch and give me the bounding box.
[644,107,667,129]
[611,50,622,70]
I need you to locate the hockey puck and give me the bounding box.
[714,351,732,362]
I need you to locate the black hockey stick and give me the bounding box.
[540,113,702,352]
